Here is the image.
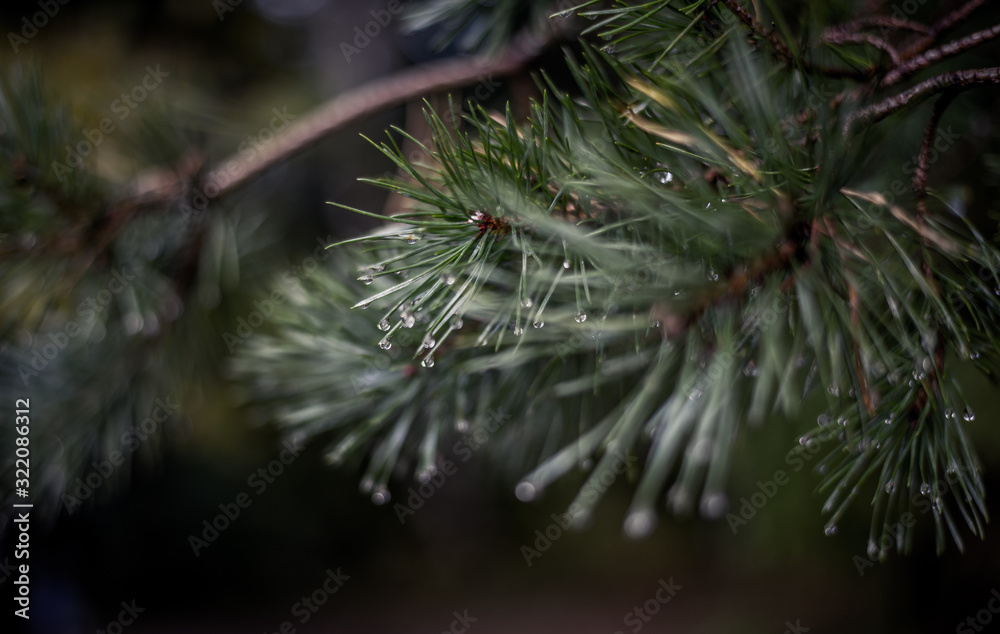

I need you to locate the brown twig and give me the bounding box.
[825,16,932,37]
[900,0,989,60]
[114,23,568,212]
[913,92,958,215]
[822,216,876,416]
[824,31,901,65]
[845,66,1000,133]
[718,0,870,79]
[202,25,566,201]
[906,93,956,420]
[883,22,1000,86]
[655,210,807,338]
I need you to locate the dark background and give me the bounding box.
[1,1,999,632]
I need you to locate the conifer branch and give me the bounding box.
[204,25,567,201]
[845,66,1000,133]
[824,31,901,65]
[825,15,932,38]
[718,0,870,78]
[883,22,1000,87]
[900,0,989,60]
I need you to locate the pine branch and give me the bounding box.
[899,0,989,60]
[824,15,932,38]
[718,0,871,79]
[883,22,1000,87]
[913,92,958,208]
[204,25,567,201]
[824,30,902,65]
[845,66,1000,133]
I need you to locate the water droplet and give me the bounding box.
[562,260,571,269]
[515,481,536,502]
[421,355,435,368]
[601,43,615,54]
[828,384,841,397]
[867,541,880,558]
[360,476,374,493]
[379,337,392,350]
[378,319,390,332]
[122,313,144,336]
[401,311,416,328]
[657,171,673,184]
[707,269,719,282]
[963,406,976,422]
[688,388,703,402]
[417,466,437,483]
[743,360,758,377]
[422,336,436,349]
[824,524,838,536]
[919,482,931,496]
[624,510,656,539]
[885,481,896,494]
[470,210,485,222]
[371,487,390,505]
[455,419,469,432]
[970,350,981,360]
[442,273,456,285]
[700,493,728,519]
[359,274,374,285]
[884,413,894,425]
[514,326,524,336]
[817,413,832,427]
[532,321,544,329]
[521,298,533,308]
[403,234,420,244]
[944,408,955,419]
[837,416,848,427]
[451,315,464,330]
[575,310,587,323]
